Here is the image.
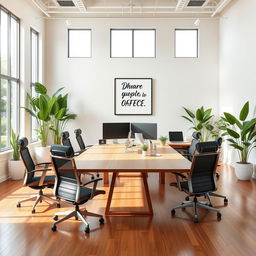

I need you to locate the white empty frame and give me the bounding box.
[68,29,91,58]
[134,30,155,57]
[111,30,133,57]
[175,29,198,58]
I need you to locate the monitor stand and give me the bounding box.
[113,139,118,144]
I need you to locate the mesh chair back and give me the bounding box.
[61,131,75,156]
[188,141,219,194]
[74,129,86,151]
[51,145,79,202]
[18,137,35,184]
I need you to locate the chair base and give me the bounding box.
[52,205,104,233]
[171,196,222,223]
[17,189,60,213]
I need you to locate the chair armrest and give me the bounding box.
[81,178,103,199]
[30,168,52,173]
[172,172,187,179]
[35,162,51,166]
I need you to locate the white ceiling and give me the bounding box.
[31,0,233,18]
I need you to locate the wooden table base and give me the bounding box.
[105,172,154,216]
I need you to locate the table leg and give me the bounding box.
[159,172,165,184]
[105,172,117,215]
[104,172,109,184]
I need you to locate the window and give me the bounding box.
[110,29,156,58]
[0,6,20,151]
[175,29,198,58]
[68,29,91,58]
[31,28,39,142]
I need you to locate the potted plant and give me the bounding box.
[222,101,256,180]
[141,144,148,156]
[159,136,168,146]
[182,106,215,142]
[8,128,25,180]
[23,83,57,162]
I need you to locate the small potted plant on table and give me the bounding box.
[159,136,168,146]
[141,144,148,156]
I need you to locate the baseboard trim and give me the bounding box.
[0,175,9,183]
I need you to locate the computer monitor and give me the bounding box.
[169,131,184,142]
[131,123,157,140]
[103,123,130,140]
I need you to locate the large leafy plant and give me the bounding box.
[182,106,215,142]
[222,101,256,164]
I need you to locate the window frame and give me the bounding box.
[68,29,92,58]
[110,29,156,58]
[174,28,199,58]
[30,27,39,142]
[0,5,20,152]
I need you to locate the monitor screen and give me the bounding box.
[131,123,157,140]
[169,131,184,142]
[103,123,130,139]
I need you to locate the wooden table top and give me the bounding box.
[73,143,191,173]
[168,141,191,147]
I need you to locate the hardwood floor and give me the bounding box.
[0,165,256,256]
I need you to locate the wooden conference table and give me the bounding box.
[74,143,191,216]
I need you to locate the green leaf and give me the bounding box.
[196,108,204,121]
[226,138,237,144]
[52,87,64,97]
[38,95,48,121]
[204,108,212,119]
[229,143,244,151]
[55,108,66,120]
[224,112,242,129]
[181,116,193,123]
[241,118,256,139]
[227,128,240,139]
[35,82,47,95]
[239,101,249,121]
[183,107,195,118]
[196,123,203,130]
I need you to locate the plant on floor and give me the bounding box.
[181,106,215,142]
[10,128,20,161]
[221,101,256,164]
[159,136,167,145]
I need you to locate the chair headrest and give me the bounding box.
[192,131,201,140]
[18,137,29,149]
[74,129,82,136]
[50,145,74,158]
[215,136,223,147]
[61,131,70,139]
[196,141,218,153]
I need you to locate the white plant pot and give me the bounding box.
[34,146,51,164]
[252,165,256,179]
[142,150,147,157]
[234,162,253,180]
[8,160,25,180]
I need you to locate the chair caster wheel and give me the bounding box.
[99,217,104,224]
[193,218,199,223]
[171,209,176,216]
[85,226,90,233]
[217,212,222,220]
[53,215,58,221]
[185,196,189,201]
[32,209,35,214]
[224,198,228,204]
[51,225,57,232]
[57,203,61,208]
[91,176,95,180]
[17,203,21,208]
[216,173,220,178]
[208,204,213,207]
[97,173,100,177]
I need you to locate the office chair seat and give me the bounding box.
[78,187,105,204]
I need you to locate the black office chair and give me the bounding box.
[182,131,201,161]
[16,137,60,213]
[50,144,105,233]
[169,131,184,142]
[74,128,93,151]
[171,141,222,223]
[61,131,77,156]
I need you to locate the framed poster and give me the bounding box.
[114,78,153,115]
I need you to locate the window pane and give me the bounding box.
[175,29,198,58]
[0,79,8,149]
[68,30,91,58]
[111,30,132,58]
[134,30,155,57]
[11,80,18,133]
[31,31,38,83]
[1,10,8,75]
[11,17,19,78]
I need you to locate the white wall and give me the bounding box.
[219,0,256,164]
[0,0,44,182]
[45,18,219,149]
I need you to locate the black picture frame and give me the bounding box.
[114,78,153,115]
